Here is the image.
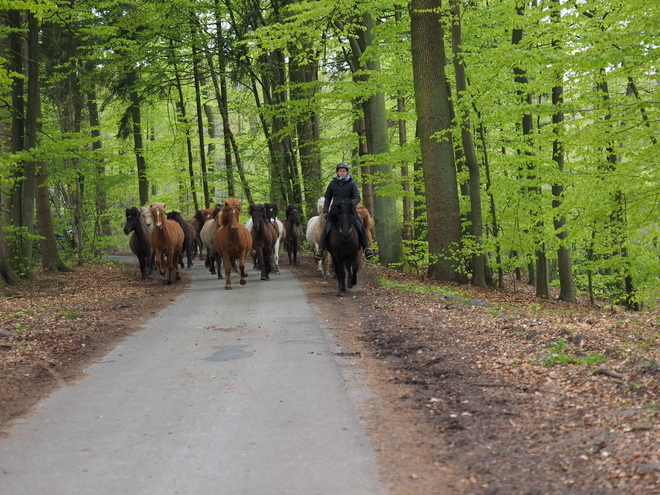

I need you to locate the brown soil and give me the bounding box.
[1,256,658,494]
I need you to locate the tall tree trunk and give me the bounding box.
[0,14,19,285]
[450,0,486,288]
[290,52,322,217]
[7,10,30,276]
[202,78,220,202]
[512,2,548,297]
[172,42,200,210]
[551,0,575,302]
[350,13,404,267]
[13,11,38,276]
[411,0,465,282]
[191,28,210,209]
[87,89,112,236]
[126,71,148,206]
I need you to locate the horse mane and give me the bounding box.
[356,203,372,230]
[328,199,354,223]
[221,198,242,226]
[316,197,325,216]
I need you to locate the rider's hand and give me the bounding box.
[323,212,328,220]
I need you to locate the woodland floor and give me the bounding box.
[0,254,659,494]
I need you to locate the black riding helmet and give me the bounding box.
[336,162,349,172]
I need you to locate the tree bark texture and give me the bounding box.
[411,0,465,282]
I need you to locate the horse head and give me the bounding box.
[330,200,356,241]
[124,207,141,235]
[249,203,267,232]
[264,203,279,224]
[285,204,301,227]
[150,202,167,231]
[222,198,242,233]
[139,205,154,231]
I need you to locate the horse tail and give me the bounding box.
[230,258,240,274]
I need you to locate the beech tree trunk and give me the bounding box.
[411,0,465,282]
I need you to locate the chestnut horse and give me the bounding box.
[124,207,153,279]
[249,203,278,281]
[149,202,185,285]
[213,198,252,289]
[166,211,196,268]
[284,204,303,266]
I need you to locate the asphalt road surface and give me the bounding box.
[0,258,385,495]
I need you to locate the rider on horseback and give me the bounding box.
[315,162,375,261]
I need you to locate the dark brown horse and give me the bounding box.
[284,204,303,266]
[326,200,360,295]
[249,203,278,281]
[149,202,184,285]
[201,204,223,274]
[213,198,252,289]
[166,211,196,268]
[123,207,154,279]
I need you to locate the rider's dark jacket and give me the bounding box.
[322,175,360,216]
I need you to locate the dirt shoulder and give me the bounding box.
[288,256,659,495]
[1,256,658,494]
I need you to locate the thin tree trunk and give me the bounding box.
[512,3,547,297]
[191,29,210,209]
[550,1,576,302]
[450,0,486,288]
[87,89,112,236]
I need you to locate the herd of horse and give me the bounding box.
[123,197,372,294]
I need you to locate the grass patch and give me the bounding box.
[542,338,607,367]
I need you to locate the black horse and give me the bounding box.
[326,200,360,295]
[248,203,278,281]
[284,204,303,266]
[123,207,154,279]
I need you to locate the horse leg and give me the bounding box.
[347,257,359,289]
[223,254,232,289]
[330,254,345,295]
[273,239,280,274]
[175,249,182,281]
[239,253,249,286]
[260,246,270,281]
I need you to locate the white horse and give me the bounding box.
[306,197,331,277]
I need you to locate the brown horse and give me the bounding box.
[213,198,252,289]
[284,204,303,266]
[249,203,278,281]
[149,202,185,285]
[166,211,196,268]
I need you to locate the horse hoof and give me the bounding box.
[240,280,247,285]
[225,286,233,290]
[336,292,346,297]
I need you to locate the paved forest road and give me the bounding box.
[0,260,385,495]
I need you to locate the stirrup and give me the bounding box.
[314,249,324,260]
[364,248,374,260]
